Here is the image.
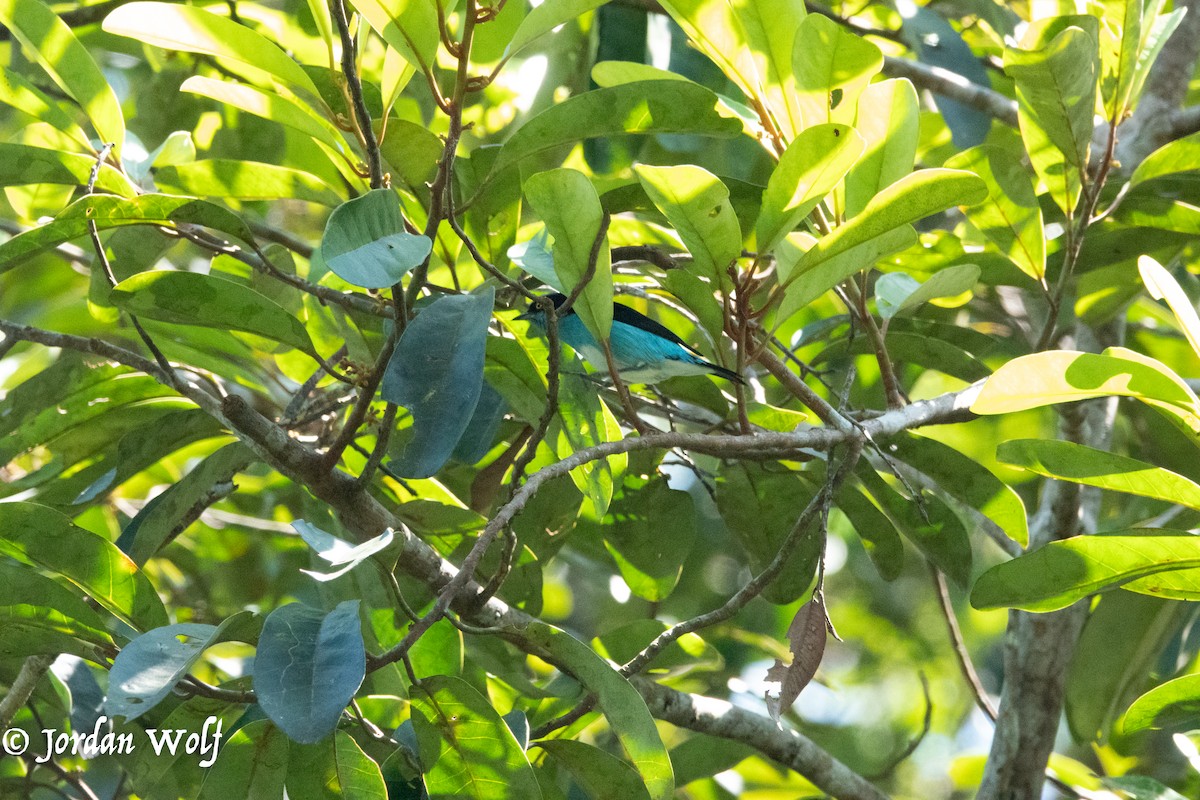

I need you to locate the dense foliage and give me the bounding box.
[3,0,1200,798]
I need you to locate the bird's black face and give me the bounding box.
[516,293,570,323]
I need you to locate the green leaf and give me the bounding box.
[716,463,822,604]
[107,621,237,721]
[0,503,168,631]
[1098,0,1142,119]
[489,81,742,177]
[971,349,1200,436]
[1124,674,1200,733]
[756,123,864,253]
[0,194,256,272]
[520,622,674,800]
[655,0,806,140]
[890,432,1028,547]
[775,226,917,325]
[1066,591,1180,741]
[997,439,1200,510]
[834,482,904,580]
[792,12,883,126]
[857,465,973,587]
[971,533,1200,612]
[1140,255,1200,360]
[348,0,438,72]
[103,2,323,101]
[33,408,223,508]
[111,271,318,357]
[554,370,624,518]
[524,169,613,341]
[635,165,741,291]
[781,169,987,289]
[382,289,495,478]
[1004,26,1098,217]
[155,160,343,205]
[507,0,608,59]
[602,480,696,602]
[845,78,920,218]
[319,189,432,289]
[117,442,256,566]
[538,740,651,800]
[1131,130,1200,187]
[253,600,365,744]
[0,0,125,159]
[410,675,543,800]
[0,66,91,149]
[946,146,1045,281]
[593,619,720,677]
[0,358,172,460]
[0,562,115,660]
[197,720,288,800]
[181,76,348,155]
[286,731,388,800]
[0,143,136,197]
[1125,7,1185,116]
[875,264,980,319]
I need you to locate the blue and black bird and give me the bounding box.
[518,293,744,385]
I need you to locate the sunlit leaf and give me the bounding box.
[0,143,136,198]
[971,349,1200,436]
[0,562,115,661]
[0,503,168,631]
[410,675,543,799]
[154,160,343,205]
[845,78,919,218]
[756,123,863,253]
[521,622,674,800]
[0,0,125,158]
[998,439,1200,509]
[946,146,1045,281]
[1124,674,1200,733]
[1005,25,1098,217]
[524,169,613,341]
[489,81,742,177]
[875,264,980,319]
[792,13,882,126]
[635,164,741,291]
[972,533,1200,612]
[104,2,323,101]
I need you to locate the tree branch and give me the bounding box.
[881,56,1018,128]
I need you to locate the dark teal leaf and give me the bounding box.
[253,600,365,744]
[382,288,495,478]
[452,382,506,464]
[107,621,237,721]
[319,189,433,289]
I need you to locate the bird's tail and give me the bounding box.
[706,361,746,385]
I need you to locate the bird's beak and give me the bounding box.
[515,310,536,321]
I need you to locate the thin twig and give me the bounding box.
[931,563,997,721]
[330,0,383,188]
